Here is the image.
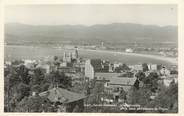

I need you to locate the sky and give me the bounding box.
[5,4,177,26]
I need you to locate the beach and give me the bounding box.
[79,48,177,65]
[5,45,177,65]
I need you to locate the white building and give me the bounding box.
[147,64,157,71]
[125,48,133,53]
[129,64,143,71]
[5,61,11,65]
[109,63,114,72]
[37,64,50,74]
[24,59,36,69]
[63,52,72,63]
[71,49,78,59]
[60,62,67,67]
[113,62,122,69]
[85,59,95,80]
[163,78,176,87]
[160,67,170,76]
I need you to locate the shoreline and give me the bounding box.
[5,45,177,65]
[78,48,177,65]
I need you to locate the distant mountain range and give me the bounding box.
[5,23,177,44]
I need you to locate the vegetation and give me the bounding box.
[4,61,72,112]
[128,71,178,113]
[4,60,178,113]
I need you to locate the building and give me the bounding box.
[129,64,143,71]
[160,77,177,87]
[24,59,36,69]
[71,49,78,59]
[36,64,50,74]
[114,62,122,69]
[85,59,95,80]
[63,52,72,63]
[109,63,114,72]
[73,62,85,72]
[147,64,157,71]
[5,61,12,66]
[39,87,86,112]
[125,48,133,53]
[63,49,79,63]
[58,67,76,73]
[95,72,137,102]
[101,60,110,72]
[160,66,170,76]
[60,62,67,67]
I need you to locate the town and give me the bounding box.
[4,48,178,113]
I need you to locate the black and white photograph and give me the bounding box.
[3,3,179,113]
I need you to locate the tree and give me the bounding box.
[16,95,50,112]
[91,81,104,104]
[115,64,130,73]
[41,83,50,92]
[27,95,44,112]
[119,88,127,100]
[121,64,130,71]
[29,68,44,86]
[54,56,58,61]
[16,83,30,101]
[15,97,29,112]
[17,65,30,84]
[44,71,72,89]
[142,63,149,72]
[127,86,152,107]
[146,72,159,92]
[4,65,30,112]
[11,60,24,65]
[31,84,41,93]
[133,79,140,90]
[135,71,146,81]
[147,82,178,113]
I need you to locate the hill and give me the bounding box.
[5,23,177,44]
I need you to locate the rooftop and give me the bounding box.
[39,87,86,103]
[95,72,136,86]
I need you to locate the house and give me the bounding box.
[95,73,137,102]
[39,87,86,112]
[106,77,137,92]
[95,73,136,90]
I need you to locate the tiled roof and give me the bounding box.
[95,72,122,78]
[39,88,86,103]
[95,73,136,86]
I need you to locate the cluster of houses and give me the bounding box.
[4,49,178,112]
[84,58,178,104]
